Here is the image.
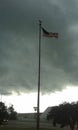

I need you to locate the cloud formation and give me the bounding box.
[0,0,78,94]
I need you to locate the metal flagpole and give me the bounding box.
[36,21,58,130]
[37,20,42,130]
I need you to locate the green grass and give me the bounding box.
[0,128,60,130]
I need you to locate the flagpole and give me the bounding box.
[37,20,42,130]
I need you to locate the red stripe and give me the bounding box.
[43,33,58,38]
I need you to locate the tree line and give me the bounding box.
[47,102,78,130]
[0,101,17,124]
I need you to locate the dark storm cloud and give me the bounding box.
[0,0,78,94]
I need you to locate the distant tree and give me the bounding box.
[0,102,8,124]
[47,102,78,130]
[8,105,17,120]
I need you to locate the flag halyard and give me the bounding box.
[42,27,58,38]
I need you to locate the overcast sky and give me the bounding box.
[0,0,78,95]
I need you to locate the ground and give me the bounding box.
[0,119,76,130]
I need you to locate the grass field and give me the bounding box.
[0,128,60,130]
[0,120,68,130]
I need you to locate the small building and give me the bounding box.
[40,107,52,120]
[17,113,35,120]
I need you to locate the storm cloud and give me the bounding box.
[0,0,78,94]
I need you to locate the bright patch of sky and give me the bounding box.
[1,86,78,113]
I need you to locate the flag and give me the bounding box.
[42,27,58,38]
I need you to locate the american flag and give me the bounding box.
[42,28,58,38]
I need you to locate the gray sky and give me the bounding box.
[0,0,78,95]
